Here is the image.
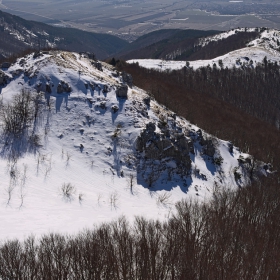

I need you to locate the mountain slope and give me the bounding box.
[0,50,268,240]
[0,10,129,60]
[128,28,280,70]
[116,29,221,60]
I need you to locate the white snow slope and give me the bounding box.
[127,28,280,71]
[0,51,265,240]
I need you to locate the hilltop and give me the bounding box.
[0,50,269,240]
[127,27,280,70]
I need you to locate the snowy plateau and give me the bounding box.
[127,28,280,71]
[0,51,268,240]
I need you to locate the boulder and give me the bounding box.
[93,61,103,71]
[46,83,52,93]
[111,105,119,113]
[143,96,151,106]
[135,121,191,171]
[228,142,233,153]
[103,84,109,93]
[122,72,133,88]
[99,101,107,109]
[57,81,71,93]
[0,70,7,85]
[116,84,128,99]
[203,139,216,157]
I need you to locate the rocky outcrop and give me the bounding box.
[121,72,133,88]
[0,70,8,85]
[116,84,128,99]
[111,105,119,113]
[92,61,103,71]
[46,82,52,93]
[57,81,72,93]
[136,121,192,176]
[143,96,151,107]
[197,129,216,157]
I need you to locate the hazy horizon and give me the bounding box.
[1,0,279,40]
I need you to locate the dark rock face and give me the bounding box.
[0,70,8,85]
[92,61,103,71]
[143,96,151,107]
[228,142,233,153]
[103,85,109,93]
[57,81,72,93]
[46,83,52,93]
[202,139,216,157]
[33,52,43,59]
[99,101,107,109]
[136,121,192,175]
[121,72,133,88]
[116,84,128,99]
[197,129,216,157]
[111,105,119,113]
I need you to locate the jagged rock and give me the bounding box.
[136,121,191,171]
[19,59,25,66]
[111,105,119,113]
[203,139,216,157]
[103,85,109,93]
[0,70,7,85]
[122,72,133,88]
[143,96,150,106]
[46,83,52,93]
[99,101,107,109]
[188,140,194,154]
[112,71,119,78]
[263,163,272,171]
[57,80,71,93]
[228,142,233,153]
[57,83,63,93]
[33,51,43,59]
[116,84,128,98]
[92,61,103,71]
[146,122,156,134]
[36,82,43,92]
[89,82,96,90]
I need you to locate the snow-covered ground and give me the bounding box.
[127,28,280,70]
[0,51,261,240]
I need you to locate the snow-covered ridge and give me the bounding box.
[0,51,268,240]
[198,27,258,48]
[128,28,280,71]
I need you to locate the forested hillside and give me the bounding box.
[118,29,260,61]
[116,61,280,172]
[0,10,128,59]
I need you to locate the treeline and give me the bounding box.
[185,31,259,61]
[117,61,280,170]
[179,60,280,126]
[118,30,259,61]
[0,180,279,279]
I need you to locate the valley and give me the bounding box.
[2,0,280,41]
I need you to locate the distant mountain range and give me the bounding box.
[1,9,267,64]
[116,28,261,61]
[0,10,129,59]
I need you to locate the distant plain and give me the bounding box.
[1,0,280,40]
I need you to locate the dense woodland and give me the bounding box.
[118,31,260,61]
[116,61,280,170]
